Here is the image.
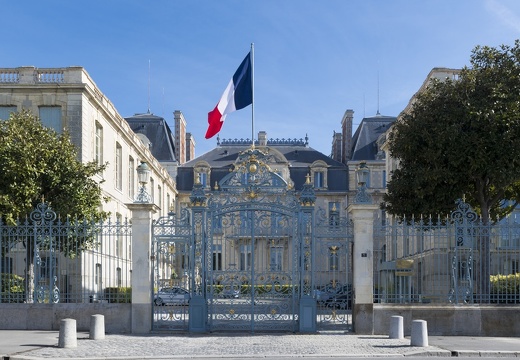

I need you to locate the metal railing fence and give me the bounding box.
[0,202,132,304]
[374,200,520,304]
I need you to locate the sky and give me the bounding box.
[3,0,520,158]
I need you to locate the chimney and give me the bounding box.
[331,131,342,162]
[341,109,354,164]
[174,110,186,164]
[258,131,267,146]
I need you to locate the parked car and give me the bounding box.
[315,284,352,308]
[220,287,240,298]
[154,286,190,306]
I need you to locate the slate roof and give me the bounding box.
[124,113,177,162]
[351,115,396,161]
[176,140,348,192]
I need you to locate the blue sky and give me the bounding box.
[3,0,520,157]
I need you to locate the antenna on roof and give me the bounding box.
[376,69,381,116]
[363,93,366,118]
[147,60,151,114]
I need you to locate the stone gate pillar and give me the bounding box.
[347,202,378,334]
[127,202,159,334]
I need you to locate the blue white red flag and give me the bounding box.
[205,52,252,139]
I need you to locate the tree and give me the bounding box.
[0,110,108,301]
[384,41,520,222]
[383,41,520,299]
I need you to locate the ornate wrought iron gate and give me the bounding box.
[152,146,353,332]
[204,147,302,332]
[314,207,353,330]
[152,208,192,331]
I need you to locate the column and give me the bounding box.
[127,202,159,334]
[347,203,378,334]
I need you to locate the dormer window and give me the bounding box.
[194,161,211,189]
[310,160,328,190]
[199,172,207,187]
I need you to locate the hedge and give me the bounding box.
[104,287,131,303]
[0,273,25,303]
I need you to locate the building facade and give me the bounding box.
[0,66,177,218]
[0,66,178,303]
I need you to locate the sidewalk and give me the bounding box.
[1,330,520,359]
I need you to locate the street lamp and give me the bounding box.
[354,161,371,204]
[134,161,152,203]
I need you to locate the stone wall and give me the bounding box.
[0,303,131,333]
[374,304,520,336]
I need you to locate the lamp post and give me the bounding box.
[354,161,372,204]
[134,161,152,203]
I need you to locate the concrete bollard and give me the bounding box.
[90,314,105,340]
[410,319,428,347]
[58,318,77,348]
[389,315,404,339]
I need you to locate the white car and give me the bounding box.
[154,287,190,306]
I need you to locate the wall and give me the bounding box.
[374,304,520,336]
[0,304,131,333]
[0,66,177,220]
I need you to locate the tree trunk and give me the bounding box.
[478,207,490,302]
[25,239,35,303]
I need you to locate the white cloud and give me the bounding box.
[486,0,520,33]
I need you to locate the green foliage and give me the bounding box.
[490,273,520,303]
[210,284,296,295]
[104,287,131,303]
[490,273,520,294]
[0,110,108,225]
[0,273,25,303]
[384,40,520,222]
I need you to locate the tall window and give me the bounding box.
[328,246,339,271]
[95,122,103,166]
[199,172,207,187]
[115,143,122,190]
[128,156,135,199]
[95,263,102,293]
[116,267,122,287]
[39,106,62,132]
[0,106,16,120]
[382,170,387,188]
[40,256,56,278]
[328,202,340,226]
[270,246,283,271]
[115,213,123,257]
[1,256,13,273]
[181,250,190,271]
[240,245,252,271]
[212,245,222,271]
[314,171,324,188]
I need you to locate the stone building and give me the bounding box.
[0,66,178,302]
[0,66,177,218]
[174,132,350,289]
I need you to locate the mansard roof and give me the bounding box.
[351,114,396,161]
[125,113,177,162]
[176,136,348,192]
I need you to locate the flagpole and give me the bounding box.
[251,42,255,147]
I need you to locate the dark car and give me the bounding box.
[315,284,352,309]
[220,287,240,298]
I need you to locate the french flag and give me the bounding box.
[205,52,252,139]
